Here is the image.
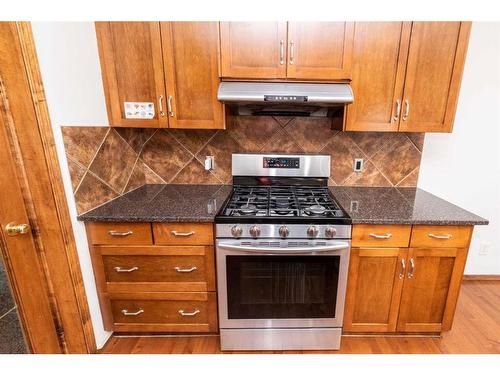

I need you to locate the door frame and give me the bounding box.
[0,22,96,353]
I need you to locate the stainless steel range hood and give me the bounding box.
[217,81,353,117]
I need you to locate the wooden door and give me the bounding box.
[0,22,95,353]
[95,22,168,128]
[397,247,468,332]
[345,22,411,131]
[161,22,224,129]
[286,22,354,80]
[343,248,407,332]
[399,22,471,132]
[220,22,288,79]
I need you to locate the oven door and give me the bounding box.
[216,239,350,329]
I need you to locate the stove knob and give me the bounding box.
[279,226,289,238]
[307,225,319,238]
[249,225,261,238]
[230,225,243,238]
[325,226,337,238]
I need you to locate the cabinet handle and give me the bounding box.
[393,99,401,121]
[108,230,133,237]
[368,233,392,239]
[167,95,174,117]
[428,233,453,240]
[114,266,139,273]
[407,258,415,278]
[121,309,144,316]
[174,266,197,273]
[399,259,406,279]
[289,40,295,65]
[178,309,200,317]
[402,99,410,121]
[279,40,285,65]
[158,95,165,117]
[171,230,195,237]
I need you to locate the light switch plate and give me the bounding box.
[354,158,364,172]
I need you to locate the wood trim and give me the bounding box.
[0,22,96,353]
[463,275,500,281]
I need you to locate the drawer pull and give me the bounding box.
[108,230,133,237]
[121,309,144,316]
[428,233,452,240]
[369,233,392,239]
[178,309,200,317]
[399,259,406,279]
[114,266,139,273]
[171,230,195,237]
[174,266,197,273]
[408,258,415,279]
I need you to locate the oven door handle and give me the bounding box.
[217,242,350,254]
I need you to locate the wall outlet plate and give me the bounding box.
[204,156,214,171]
[354,158,364,172]
[478,242,490,255]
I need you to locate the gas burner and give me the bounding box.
[304,204,326,216]
[239,204,257,215]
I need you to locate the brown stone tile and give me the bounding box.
[328,178,337,186]
[285,117,337,152]
[67,158,86,191]
[168,129,218,156]
[371,133,422,185]
[116,128,157,153]
[144,164,165,184]
[171,158,222,184]
[260,128,304,154]
[273,116,295,127]
[123,160,146,194]
[397,167,420,187]
[228,116,281,152]
[321,133,365,184]
[347,132,395,158]
[343,160,392,187]
[61,126,108,167]
[140,129,191,183]
[197,131,243,183]
[74,172,117,214]
[89,130,138,193]
[405,133,425,151]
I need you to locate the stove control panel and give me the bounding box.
[263,157,300,169]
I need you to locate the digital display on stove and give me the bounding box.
[263,157,300,169]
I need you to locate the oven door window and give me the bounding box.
[226,255,339,319]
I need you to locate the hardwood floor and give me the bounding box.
[100,280,500,354]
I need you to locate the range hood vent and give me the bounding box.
[217,81,353,117]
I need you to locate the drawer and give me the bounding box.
[153,223,213,245]
[108,292,218,332]
[352,225,412,248]
[410,225,472,248]
[86,222,153,245]
[98,245,216,292]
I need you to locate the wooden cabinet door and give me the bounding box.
[286,22,354,80]
[399,22,471,132]
[220,22,288,79]
[161,22,225,129]
[343,248,407,333]
[397,247,468,332]
[345,22,411,131]
[96,22,168,128]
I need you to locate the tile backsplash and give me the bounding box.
[62,116,424,214]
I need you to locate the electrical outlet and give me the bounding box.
[354,158,363,172]
[478,242,490,256]
[204,156,214,171]
[350,200,359,212]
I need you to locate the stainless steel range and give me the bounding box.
[215,154,352,351]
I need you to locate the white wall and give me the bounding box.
[419,22,500,275]
[31,22,111,349]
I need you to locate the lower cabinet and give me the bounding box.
[344,225,472,334]
[86,221,218,333]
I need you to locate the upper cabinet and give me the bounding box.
[220,22,354,80]
[96,22,224,129]
[346,22,471,133]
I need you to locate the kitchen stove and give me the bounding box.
[215,154,352,351]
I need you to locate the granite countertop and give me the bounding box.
[78,184,488,226]
[330,186,488,225]
[78,184,232,222]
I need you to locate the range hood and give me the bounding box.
[217,81,354,117]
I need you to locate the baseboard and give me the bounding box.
[463,275,500,281]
